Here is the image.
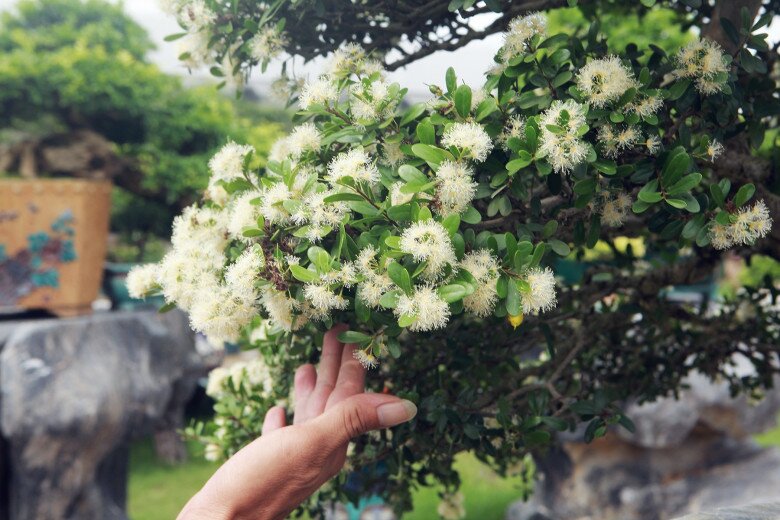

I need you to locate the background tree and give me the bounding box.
[0,0,286,261]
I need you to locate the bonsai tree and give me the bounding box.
[0,0,285,261]
[130,0,779,516]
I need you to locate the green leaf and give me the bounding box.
[639,191,663,203]
[542,220,558,238]
[661,149,691,187]
[438,284,468,303]
[411,144,452,166]
[462,206,482,224]
[388,261,413,295]
[506,279,521,315]
[323,192,365,203]
[398,314,417,328]
[338,331,372,344]
[290,264,318,282]
[507,154,533,173]
[710,184,725,208]
[379,289,402,308]
[667,173,702,195]
[454,85,472,118]
[573,177,597,196]
[445,67,457,93]
[400,103,426,126]
[665,197,687,209]
[398,164,428,184]
[734,183,755,207]
[667,79,690,101]
[307,246,331,272]
[416,120,436,145]
[549,239,570,256]
[475,97,498,121]
[593,159,617,175]
[632,199,651,214]
[442,214,460,236]
[530,242,546,267]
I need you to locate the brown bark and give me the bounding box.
[703,0,764,52]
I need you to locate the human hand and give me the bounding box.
[178,325,417,520]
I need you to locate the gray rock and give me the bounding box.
[0,310,205,520]
[674,502,780,520]
[510,370,780,520]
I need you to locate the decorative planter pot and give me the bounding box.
[0,178,112,316]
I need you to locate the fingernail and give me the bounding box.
[376,400,417,427]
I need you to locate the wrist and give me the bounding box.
[177,492,235,520]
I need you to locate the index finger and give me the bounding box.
[325,342,365,410]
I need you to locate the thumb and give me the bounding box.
[312,393,417,445]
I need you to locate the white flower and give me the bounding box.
[521,267,557,314]
[261,290,308,331]
[304,283,349,314]
[249,26,288,61]
[180,0,216,31]
[354,349,379,369]
[205,367,230,398]
[706,139,724,161]
[176,32,210,67]
[399,220,457,280]
[434,161,477,216]
[204,443,222,462]
[539,100,589,173]
[382,140,406,166]
[390,182,414,206]
[170,206,230,269]
[327,43,367,77]
[229,357,274,396]
[601,199,626,227]
[460,250,500,317]
[395,285,451,332]
[629,95,663,117]
[710,222,732,250]
[576,56,638,108]
[157,250,215,310]
[349,79,397,122]
[500,13,546,62]
[225,245,264,300]
[326,148,380,185]
[189,284,256,343]
[259,182,292,224]
[437,492,466,520]
[357,274,393,308]
[674,39,729,96]
[126,263,159,299]
[299,75,339,110]
[288,123,322,156]
[228,190,263,241]
[441,122,494,163]
[209,142,254,184]
[645,135,661,155]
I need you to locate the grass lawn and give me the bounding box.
[130,421,780,520]
[128,440,528,520]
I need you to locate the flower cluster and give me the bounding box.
[539,99,589,173]
[576,56,638,108]
[673,38,730,95]
[499,13,546,62]
[710,201,773,250]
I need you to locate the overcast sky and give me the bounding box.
[2,0,778,101]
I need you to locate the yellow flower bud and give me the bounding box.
[508,313,524,329]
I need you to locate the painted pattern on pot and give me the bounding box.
[0,210,77,306]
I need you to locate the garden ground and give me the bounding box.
[129,421,780,520]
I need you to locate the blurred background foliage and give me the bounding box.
[0,0,287,262]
